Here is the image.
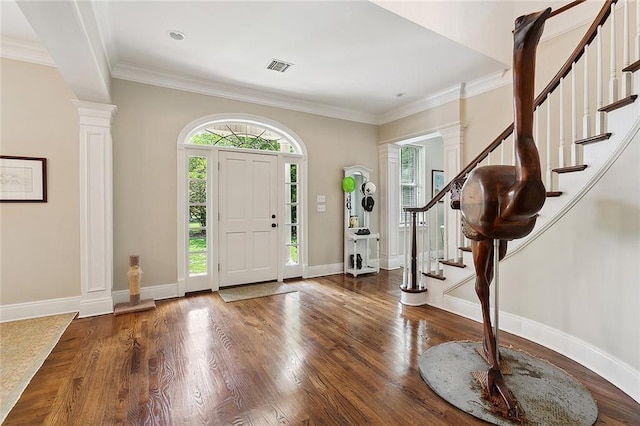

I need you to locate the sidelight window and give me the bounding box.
[284,162,300,265]
[188,156,208,276]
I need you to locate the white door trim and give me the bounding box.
[177,114,307,294]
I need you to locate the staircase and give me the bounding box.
[401,0,640,402]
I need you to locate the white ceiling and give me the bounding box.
[0,0,600,124]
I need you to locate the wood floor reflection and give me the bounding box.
[6,270,639,425]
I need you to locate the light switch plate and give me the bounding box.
[317,204,326,212]
[317,195,326,203]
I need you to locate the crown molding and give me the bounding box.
[377,83,464,125]
[377,67,513,126]
[0,37,55,67]
[462,68,512,99]
[2,35,512,127]
[111,63,379,125]
[89,0,117,73]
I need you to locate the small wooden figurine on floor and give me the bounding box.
[114,255,156,315]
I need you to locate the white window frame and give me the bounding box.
[399,144,425,224]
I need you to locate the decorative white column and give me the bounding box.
[378,143,401,269]
[73,101,117,318]
[441,123,464,261]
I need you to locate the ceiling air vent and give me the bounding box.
[266,59,293,73]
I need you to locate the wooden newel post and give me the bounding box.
[114,255,156,315]
[128,255,142,305]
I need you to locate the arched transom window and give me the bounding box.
[187,120,301,154]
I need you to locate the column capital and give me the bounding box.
[439,122,465,146]
[72,100,117,127]
[378,142,400,159]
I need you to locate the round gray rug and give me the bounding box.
[419,341,597,425]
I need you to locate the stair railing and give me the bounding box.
[402,0,639,290]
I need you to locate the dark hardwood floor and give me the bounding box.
[6,270,639,425]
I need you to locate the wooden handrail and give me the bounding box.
[405,0,616,214]
[535,0,617,107]
[549,0,587,18]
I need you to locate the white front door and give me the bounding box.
[219,151,278,287]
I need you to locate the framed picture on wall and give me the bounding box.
[0,156,48,202]
[432,169,444,199]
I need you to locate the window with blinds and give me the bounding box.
[400,145,421,222]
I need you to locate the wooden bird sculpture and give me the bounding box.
[456,7,551,422]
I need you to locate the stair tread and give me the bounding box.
[423,271,446,281]
[441,260,466,268]
[460,246,472,252]
[598,95,637,113]
[575,133,612,145]
[546,191,563,197]
[622,59,640,73]
[553,164,588,173]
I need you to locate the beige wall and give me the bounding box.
[111,79,378,291]
[535,18,592,96]
[0,58,80,305]
[461,84,513,163]
[377,99,461,144]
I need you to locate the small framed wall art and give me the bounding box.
[0,155,48,202]
[432,169,444,199]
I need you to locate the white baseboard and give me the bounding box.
[303,263,343,278]
[112,283,179,304]
[442,295,640,403]
[0,295,81,322]
[78,297,114,318]
[380,255,402,270]
[0,283,179,322]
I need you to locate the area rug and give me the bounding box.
[419,341,598,425]
[218,282,297,302]
[0,312,76,423]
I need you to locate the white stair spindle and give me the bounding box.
[597,25,606,134]
[583,45,591,139]
[571,64,579,166]
[500,140,505,165]
[425,210,433,273]
[636,0,640,60]
[424,211,429,279]
[610,3,619,103]
[559,77,566,168]
[534,106,540,149]
[534,105,544,193]
[442,204,448,268]
[434,207,440,273]
[418,211,424,283]
[546,93,553,189]
[456,209,463,262]
[623,0,631,96]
